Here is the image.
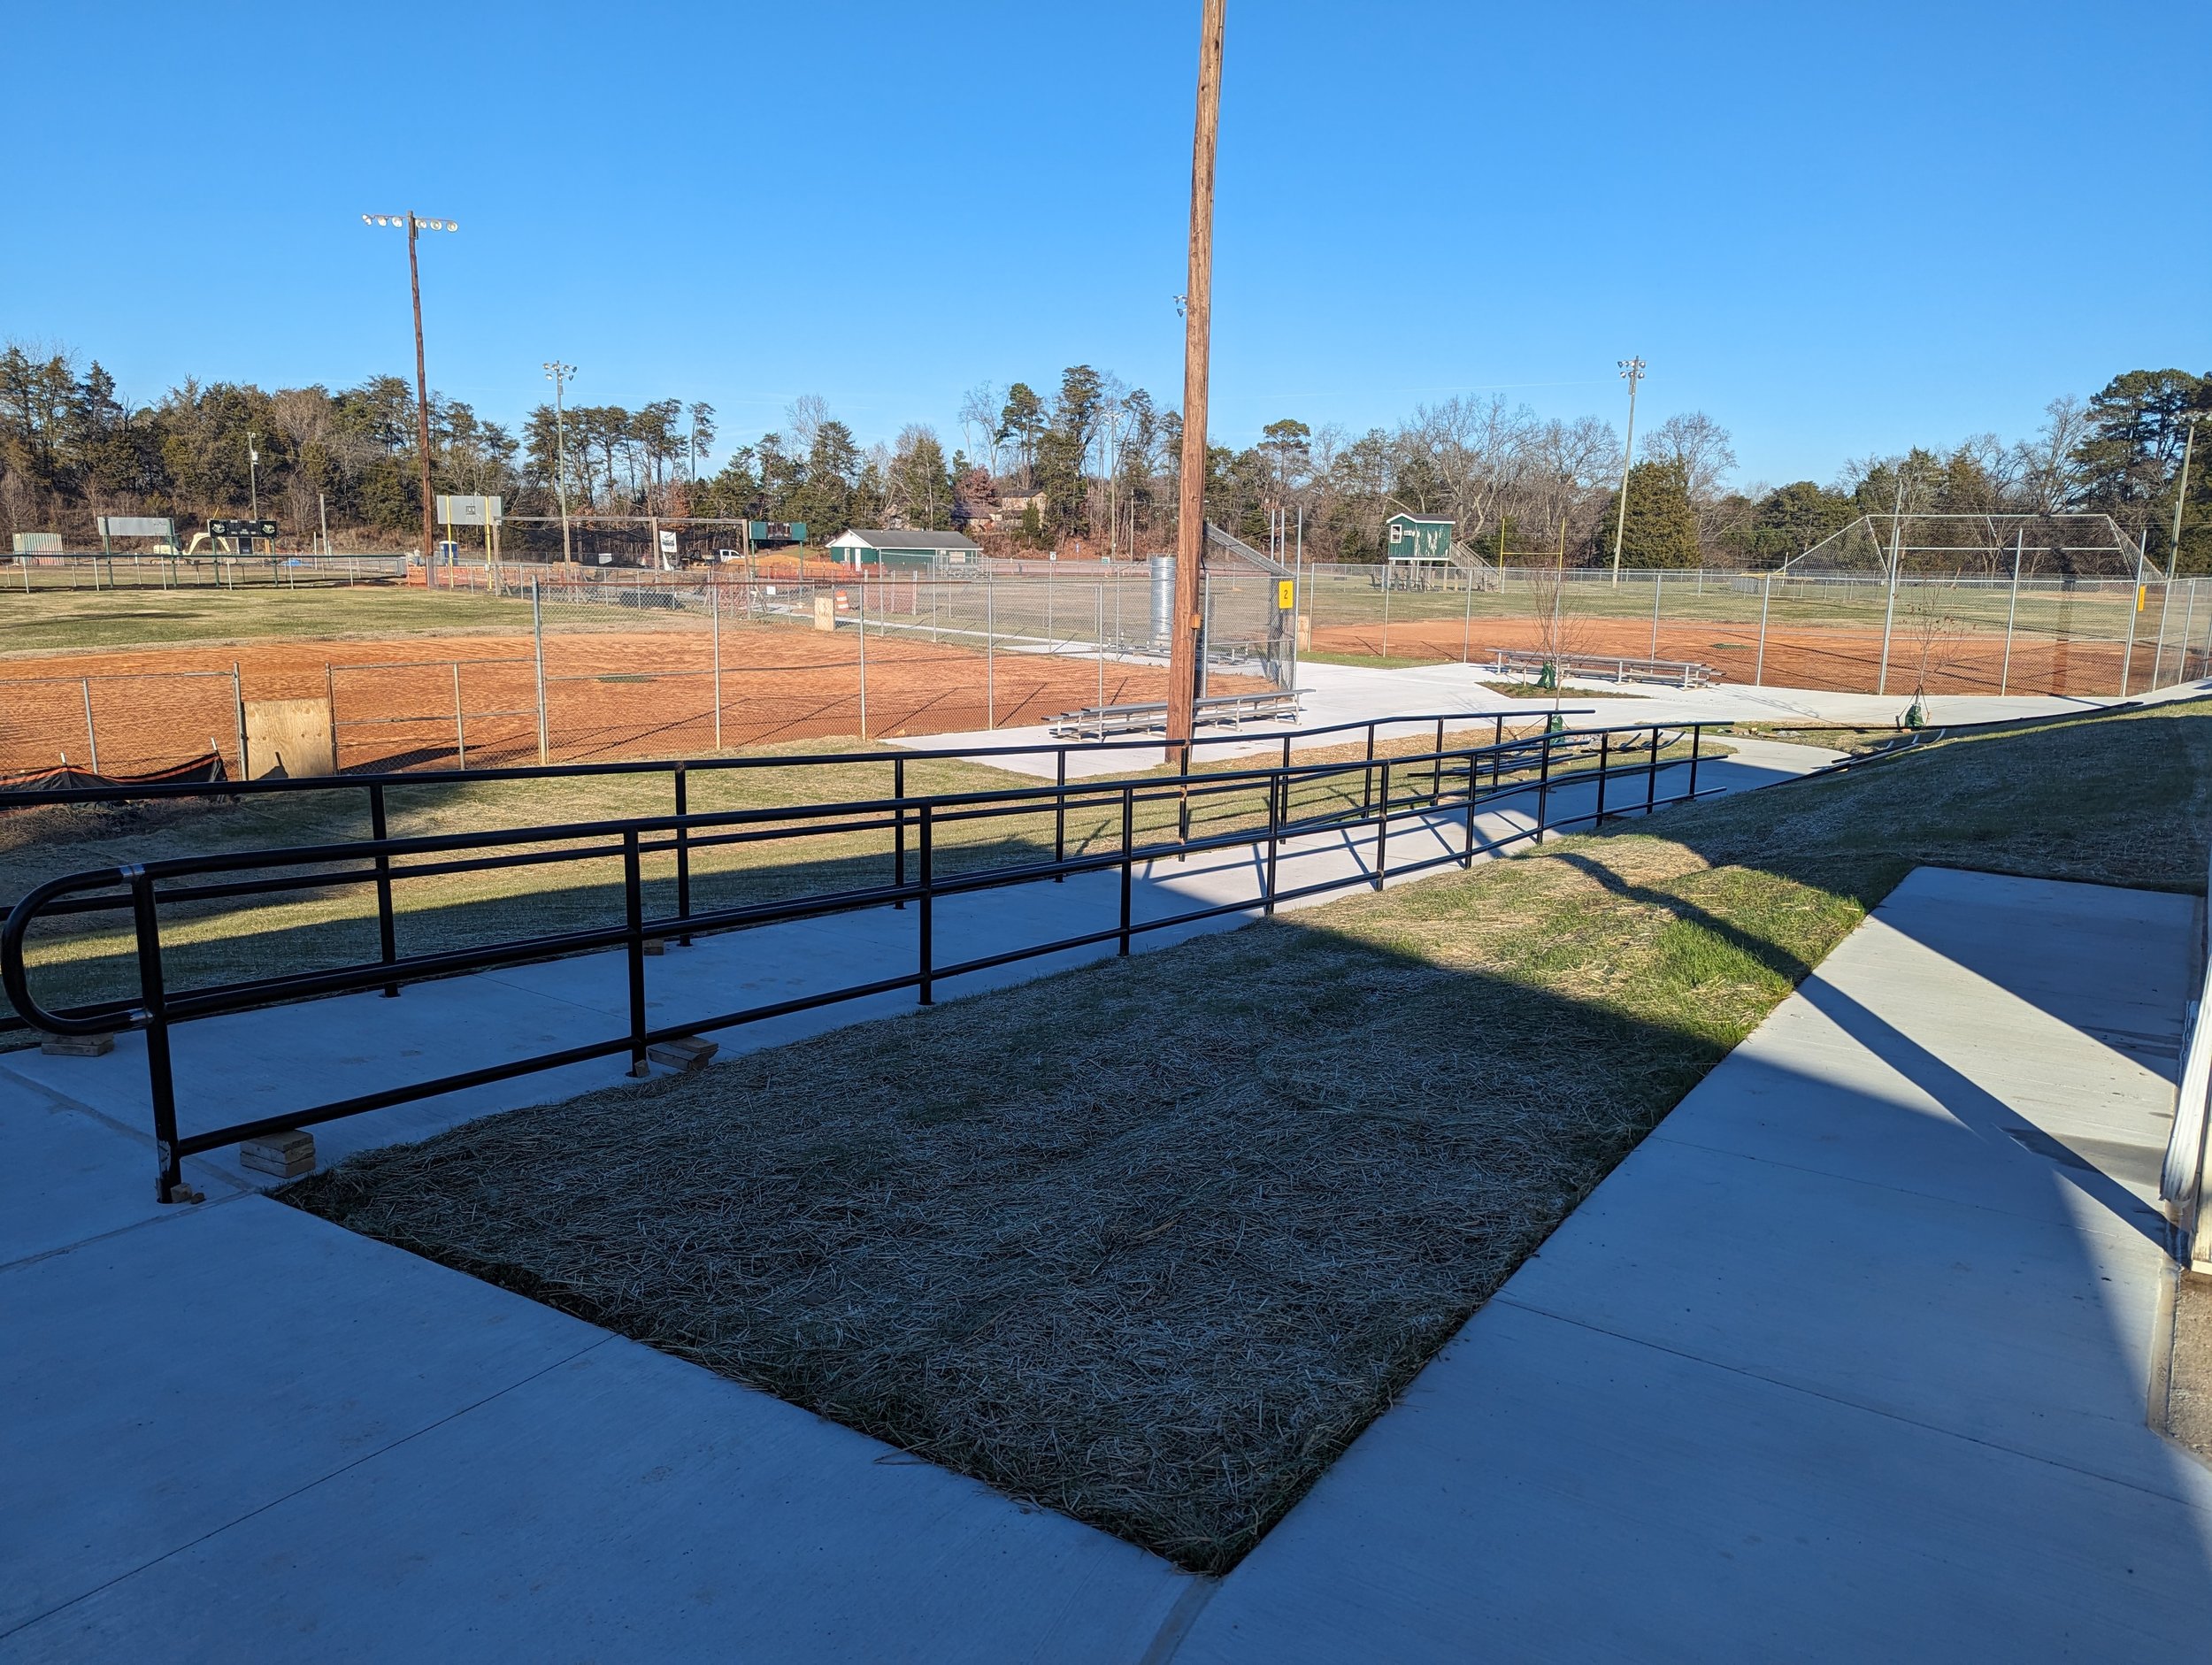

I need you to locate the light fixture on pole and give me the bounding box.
[360,211,460,567]
[246,430,260,519]
[542,362,578,567]
[1609,357,1647,587]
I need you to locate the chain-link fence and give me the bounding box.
[320,564,1297,771]
[7,553,410,591]
[1294,561,2208,699]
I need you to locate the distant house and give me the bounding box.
[826,528,983,570]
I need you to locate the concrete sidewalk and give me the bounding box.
[899,658,2197,780]
[1177,868,2212,1661]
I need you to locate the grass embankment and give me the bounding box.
[4,717,1626,1029]
[288,700,2212,1572]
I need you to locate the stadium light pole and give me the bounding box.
[246,431,260,518]
[543,362,578,566]
[361,211,459,566]
[1167,0,1226,749]
[1609,357,1646,587]
[2168,411,2204,580]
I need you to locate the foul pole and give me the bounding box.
[1167,0,1225,747]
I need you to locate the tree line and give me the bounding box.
[3,340,2203,572]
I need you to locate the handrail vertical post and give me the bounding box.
[1118,782,1134,955]
[918,802,935,1004]
[130,869,185,1204]
[1263,759,1281,916]
[1595,731,1610,825]
[1536,730,1552,843]
[1687,725,1701,800]
[624,828,649,1076]
[1646,724,1659,815]
[674,764,692,946]
[1432,716,1444,808]
[369,783,398,997]
[1372,758,1391,890]
[1492,713,1503,787]
[1054,748,1067,881]
[1177,740,1193,856]
[1463,746,1478,868]
[893,755,907,910]
[1363,722,1376,817]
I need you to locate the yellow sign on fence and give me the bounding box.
[1277,579,1296,610]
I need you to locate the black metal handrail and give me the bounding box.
[4,717,1717,1202]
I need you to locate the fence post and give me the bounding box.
[674,765,692,947]
[2179,579,2200,686]
[532,578,549,763]
[917,802,934,1005]
[452,662,465,769]
[1096,585,1106,710]
[1649,571,1663,659]
[2001,531,2023,695]
[1462,553,1475,663]
[232,663,247,778]
[2120,569,2144,696]
[127,868,188,1204]
[623,829,649,1077]
[986,578,996,730]
[81,679,98,774]
[368,783,398,997]
[1380,556,1392,657]
[711,581,723,750]
[856,570,869,740]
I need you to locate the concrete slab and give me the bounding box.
[0,1079,242,1265]
[4,1280,1188,1664]
[1499,1134,2180,1495]
[1176,1302,2212,1665]
[0,1198,610,1634]
[1180,866,2212,1661]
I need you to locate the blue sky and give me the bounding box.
[5,0,2206,487]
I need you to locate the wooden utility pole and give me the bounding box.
[1167,0,1225,745]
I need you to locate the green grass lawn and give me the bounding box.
[286,697,2212,1573]
[0,585,549,656]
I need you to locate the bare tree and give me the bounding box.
[1647,411,1738,503]
[956,382,1000,473]
[2011,395,2090,516]
[786,394,830,455]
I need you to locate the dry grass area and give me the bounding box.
[287,700,2211,1570]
